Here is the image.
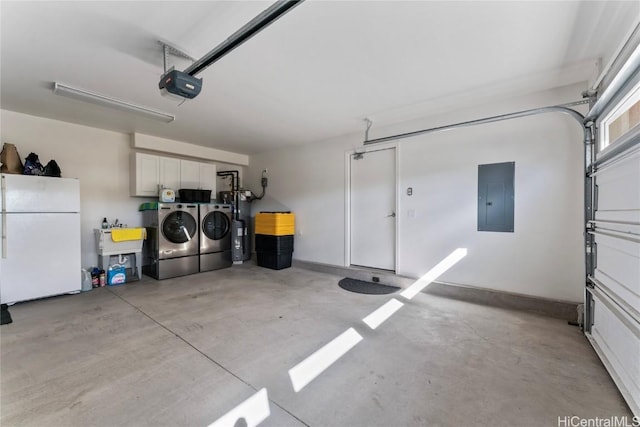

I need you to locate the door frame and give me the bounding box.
[344,142,400,270]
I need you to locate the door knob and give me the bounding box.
[386,212,396,218]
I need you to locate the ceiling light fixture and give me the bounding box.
[53,82,175,123]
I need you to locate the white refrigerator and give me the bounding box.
[0,174,81,304]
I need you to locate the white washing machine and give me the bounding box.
[142,203,199,279]
[199,204,233,272]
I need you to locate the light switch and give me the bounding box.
[407,209,415,218]
[407,187,413,196]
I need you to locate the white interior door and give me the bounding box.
[350,148,396,270]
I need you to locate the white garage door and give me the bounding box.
[585,46,640,416]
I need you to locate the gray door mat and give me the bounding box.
[338,278,400,295]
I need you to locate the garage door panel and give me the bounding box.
[594,235,640,313]
[594,235,640,298]
[590,291,640,415]
[594,149,640,216]
[591,222,640,235]
[595,210,640,223]
[593,266,640,318]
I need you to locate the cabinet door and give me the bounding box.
[133,153,159,197]
[199,163,217,195]
[159,157,181,190]
[180,160,200,189]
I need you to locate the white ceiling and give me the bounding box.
[1,1,638,154]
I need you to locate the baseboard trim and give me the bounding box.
[293,259,580,322]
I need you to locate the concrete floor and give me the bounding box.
[1,264,631,426]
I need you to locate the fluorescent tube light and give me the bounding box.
[53,82,175,123]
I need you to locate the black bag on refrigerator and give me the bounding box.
[43,160,61,177]
[23,152,44,176]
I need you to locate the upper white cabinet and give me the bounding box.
[131,152,217,198]
[199,164,216,192]
[131,152,159,197]
[159,157,181,190]
[180,160,217,196]
[180,160,201,189]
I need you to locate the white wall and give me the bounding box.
[0,110,246,269]
[248,83,587,302]
[249,137,350,264]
